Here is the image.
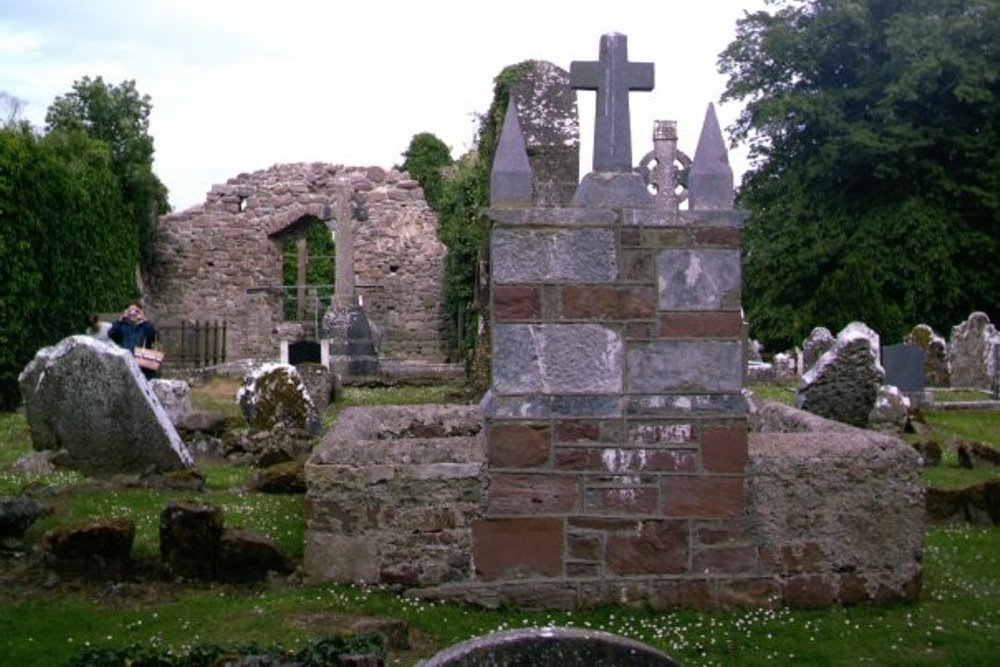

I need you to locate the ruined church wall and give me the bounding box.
[146,163,451,363]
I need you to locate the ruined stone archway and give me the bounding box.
[146,163,450,363]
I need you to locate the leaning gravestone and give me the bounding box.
[948,312,1000,390]
[801,326,835,373]
[796,322,885,427]
[18,336,194,476]
[906,323,950,387]
[420,627,678,667]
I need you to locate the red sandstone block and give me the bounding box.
[783,574,836,608]
[606,520,688,575]
[662,476,746,518]
[487,423,550,468]
[658,312,744,338]
[620,287,657,319]
[701,423,749,473]
[553,420,600,443]
[567,561,602,578]
[487,473,579,515]
[692,546,759,574]
[561,286,618,319]
[555,447,696,473]
[695,518,753,546]
[692,226,742,247]
[650,579,713,610]
[642,228,689,247]
[540,284,560,320]
[620,249,654,282]
[585,487,659,514]
[838,574,870,605]
[472,518,564,581]
[494,285,541,321]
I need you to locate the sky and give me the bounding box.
[0,0,768,212]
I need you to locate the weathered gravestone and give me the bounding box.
[18,336,194,476]
[236,363,321,434]
[906,323,950,387]
[420,627,678,667]
[948,311,1000,390]
[150,379,192,427]
[796,322,885,427]
[800,326,835,374]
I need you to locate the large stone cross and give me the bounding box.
[570,32,654,173]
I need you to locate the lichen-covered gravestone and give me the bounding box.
[18,336,193,476]
[795,322,885,427]
[906,323,950,387]
[948,312,1000,390]
[237,363,321,434]
[801,326,835,373]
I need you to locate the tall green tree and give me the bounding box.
[45,76,169,271]
[0,124,136,409]
[721,0,999,351]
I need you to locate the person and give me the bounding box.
[85,313,112,343]
[109,302,160,378]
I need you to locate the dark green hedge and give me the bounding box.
[0,125,138,409]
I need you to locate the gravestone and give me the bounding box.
[508,61,580,206]
[421,627,678,667]
[795,323,885,427]
[882,344,925,394]
[18,336,194,476]
[236,363,321,434]
[948,311,1000,390]
[905,324,950,387]
[801,327,835,373]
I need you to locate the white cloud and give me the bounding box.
[0,0,767,210]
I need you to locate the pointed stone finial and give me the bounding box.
[490,99,533,208]
[688,103,734,210]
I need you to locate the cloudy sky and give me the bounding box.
[1,0,767,211]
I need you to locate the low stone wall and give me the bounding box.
[303,401,923,609]
[304,405,485,586]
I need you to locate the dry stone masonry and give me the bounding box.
[147,163,450,364]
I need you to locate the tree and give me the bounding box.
[45,76,169,271]
[720,0,999,351]
[399,132,453,210]
[0,124,136,409]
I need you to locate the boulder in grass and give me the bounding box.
[18,336,194,476]
[42,517,135,578]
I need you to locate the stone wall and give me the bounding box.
[146,163,450,363]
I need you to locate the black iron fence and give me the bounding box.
[158,320,227,369]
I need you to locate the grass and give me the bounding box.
[2,382,999,665]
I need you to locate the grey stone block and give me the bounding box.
[492,229,617,283]
[493,324,623,394]
[627,340,743,393]
[625,393,747,416]
[657,248,741,311]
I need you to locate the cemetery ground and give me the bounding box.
[0,380,997,666]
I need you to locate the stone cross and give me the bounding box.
[332,184,356,307]
[570,32,654,173]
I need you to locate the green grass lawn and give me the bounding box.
[2,384,998,665]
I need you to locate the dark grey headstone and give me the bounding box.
[571,32,653,173]
[883,344,925,393]
[420,627,678,667]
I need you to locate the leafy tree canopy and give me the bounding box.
[45,76,169,270]
[399,132,453,209]
[721,0,999,351]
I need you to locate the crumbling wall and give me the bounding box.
[146,163,450,362]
